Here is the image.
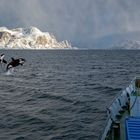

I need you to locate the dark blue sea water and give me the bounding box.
[0,50,139,140]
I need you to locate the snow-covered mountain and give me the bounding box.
[110,40,140,50]
[91,32,140,49]
[0,27,72,49]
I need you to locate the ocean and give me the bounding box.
[0,50,139,140]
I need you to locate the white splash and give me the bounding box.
[5,68,14,75]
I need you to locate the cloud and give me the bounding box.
[0,0,140,48]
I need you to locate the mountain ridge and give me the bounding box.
[0,27,72,49]
[92,32,140,49]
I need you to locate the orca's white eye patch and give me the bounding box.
[19,59,25,64]
[20,61,24,64]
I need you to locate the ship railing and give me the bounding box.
[99,79,135,140]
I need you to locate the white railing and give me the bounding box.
[99,79,135,140]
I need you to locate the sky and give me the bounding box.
[0,0,140,48]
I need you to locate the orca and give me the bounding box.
[6,57,26,71]
[0,54,7,64]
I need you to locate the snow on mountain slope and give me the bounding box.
[0,27,72,49]
[110,40,140,50]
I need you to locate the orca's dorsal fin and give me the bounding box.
[11,57,15,61]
